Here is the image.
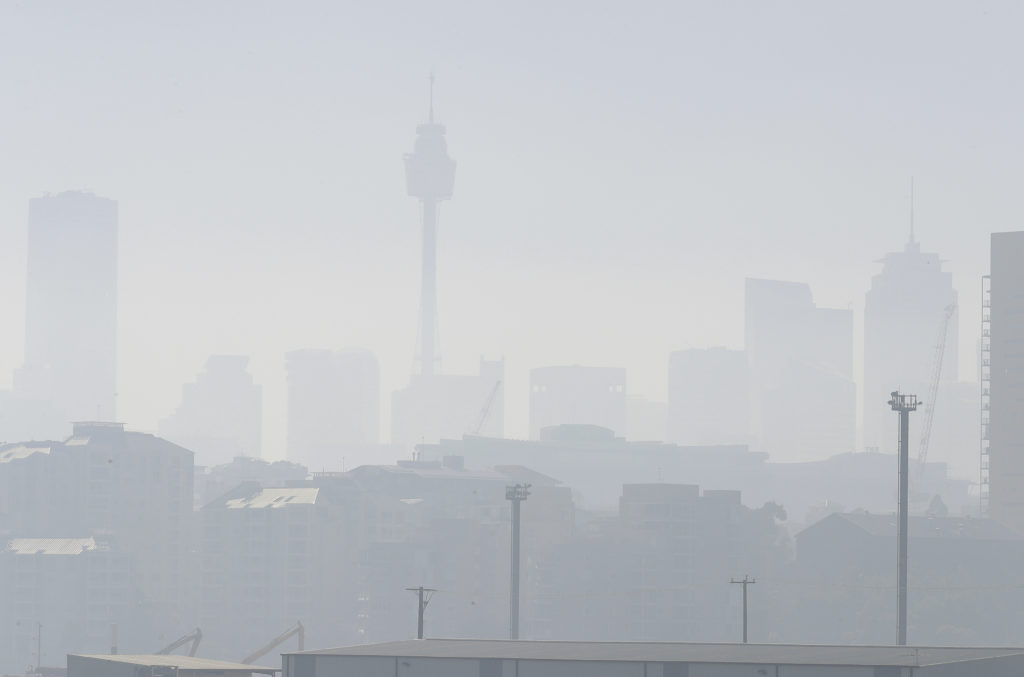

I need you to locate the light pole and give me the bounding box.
[506,483,531,639]
[889,391,918,646]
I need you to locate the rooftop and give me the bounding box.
[6,537,103,556]
[291,639,1024,668]
[225,487,320,509]
[71,654,278,673]
[0,443,51,463]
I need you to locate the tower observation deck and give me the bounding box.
[404,77,456,377]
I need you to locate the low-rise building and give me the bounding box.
[284,639,1024,676]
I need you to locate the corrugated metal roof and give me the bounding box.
[291,639,1024,667]
[802,512,1023,541]
[6,537,102,555]
[0,444,51,463]
[72,654,278,672]
[226,487,320,509]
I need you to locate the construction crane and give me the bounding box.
[156,628,202,657]
[470,380,502,435]
[240,621,304,665]
[917,304,957,468]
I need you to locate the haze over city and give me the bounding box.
[5,2,1024,676]
[0,1,1015,465]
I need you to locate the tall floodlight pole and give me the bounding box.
[889,391,918,646]
[506,483,531,639]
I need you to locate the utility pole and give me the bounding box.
[889,391,918,646]
[506,483,531,639]
[730,576,756,643]
[405,587,436,639]
[36,622,42,669]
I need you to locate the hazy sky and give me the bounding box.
[0,1,1018,469]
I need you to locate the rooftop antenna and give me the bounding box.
[429,72,435,124]
[909,177,917,245]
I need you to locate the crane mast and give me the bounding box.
[917,304,957,468]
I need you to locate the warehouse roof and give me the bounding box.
[71,654,278,673]
[225,487,320,509]
[6,537,103,556]
[290,639,1024,667]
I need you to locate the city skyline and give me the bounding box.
[0,1,1011,472]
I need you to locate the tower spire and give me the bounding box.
[429,72,435,124]
[909,177,916,245]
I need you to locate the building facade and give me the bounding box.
[160,355,263,466]
[529,366,626,440]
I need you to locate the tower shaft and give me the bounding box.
[420,199,438,376]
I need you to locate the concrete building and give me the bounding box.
[863,235,959,456]
[68,655,277,677]
[793,512,1024,645]
[989,231,1024,531]
[199,484,349,659]
[0,422,194,667]
[391,358,504,450]
[667,348,748,446]
[0,537,136,673]
[416,429,973,520]
[284,639,1024,676]
[9,191,118,439]
[745,278,854,461]
[160,355,263,466]
[285,348,380,468]
[529,366,626,439]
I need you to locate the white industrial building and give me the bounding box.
[283,639,1024,676]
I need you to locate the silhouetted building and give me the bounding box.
[529,365,626,439]
[193,456,309,509]
[864,235,959,455]
[199,484,349,659]
[285,348,380,468]
[745,278,854,461]
[0,536,138,672]
[989,231,1024,531]
[10,192,118,439]
[159,355,262,465]
[794,511,1024,645]
[391,358,503,450]
[0,423,193,671]
[667,348,748,445]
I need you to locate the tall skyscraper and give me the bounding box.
[863,235,958,453]
[745,278,854,461]
[159,355,262,466]
[404,76,456,377]
[286,348,380,468]
[14,191,118,428]
[989,232,1024,531]
[529,365,627,439]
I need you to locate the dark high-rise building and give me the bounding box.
[989,232,1024,531]
[863,235,958,453]
[14,191,118,429]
